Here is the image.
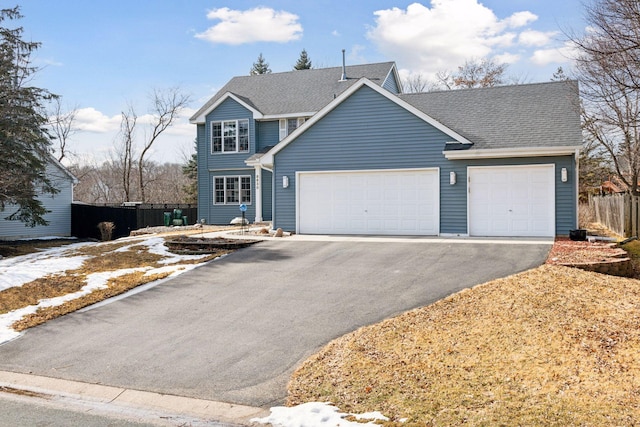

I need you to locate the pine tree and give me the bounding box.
[182,139,198,204]
[293,49,312,70]
[0,6,58,227]
[250,53,272,75]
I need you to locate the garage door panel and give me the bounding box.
[299,169,439,235]
[469,165,554,237]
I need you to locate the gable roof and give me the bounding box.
[190,62,399,123]
[399,80,582,152]
[258,78,473,166]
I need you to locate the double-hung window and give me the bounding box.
[278,117,308,141]
[211,119,249,153]
[214,176,251,205]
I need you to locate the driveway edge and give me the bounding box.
[0,370,268,425]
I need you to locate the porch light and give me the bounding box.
[561,168,567,182]
[283,176,289,188]
[449,171,456,185]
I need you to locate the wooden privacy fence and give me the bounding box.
[72,203,197,240]
[590,194,640,237]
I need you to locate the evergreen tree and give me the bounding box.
[182,139,198,204]
[0,6,58,227]
[293,49,312,70]
[250,53,272,75]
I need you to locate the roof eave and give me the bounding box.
[189,92,263,124]
[443,146,582,160]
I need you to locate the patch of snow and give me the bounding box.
[251,402,389,427]
[0,267,149,344]
[0,242,92,291]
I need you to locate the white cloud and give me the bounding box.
[366,0,541,76]
[530,41,577,66]
[195,7,302,45]
[332,30,341,37]
[493,52,521,64]
[503,11,537,28]
[519,30,558,47]
[75,107,121,133]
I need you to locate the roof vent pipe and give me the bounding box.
[340,49,347,81]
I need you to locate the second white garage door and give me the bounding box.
[468,165,555,237]
[297,169,439,235]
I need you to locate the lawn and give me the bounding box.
[0,228,233,343]
[287,246,640,425]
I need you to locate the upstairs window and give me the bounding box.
[279,117,308,141]
[211,119,249,153]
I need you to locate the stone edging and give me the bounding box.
[560,247,633,277]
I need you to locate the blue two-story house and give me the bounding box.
[190,61,582,237]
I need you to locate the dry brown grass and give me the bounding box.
[0,235,229,332]
[288,265,640,426]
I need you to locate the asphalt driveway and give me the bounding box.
[0,238,551,407]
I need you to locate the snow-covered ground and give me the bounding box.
[0,236,212,344]
[252,402,392,427]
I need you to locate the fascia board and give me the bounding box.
[259,112,317,120]
[189,92,263,124]
[443,146,583,160]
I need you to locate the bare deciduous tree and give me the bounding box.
[48,97,78,162]
[574,0,640,195]
[137,88,190,202]
[114,88,190,202]
[117,104,137,202]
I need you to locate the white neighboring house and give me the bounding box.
[0,156,77,240]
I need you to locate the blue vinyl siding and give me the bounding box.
[272,85,577,235]
[382,70,400,94]
[273,85,452,231]
[204,98,255,170]
[257,120,279,152]
[196,123,209,224]
[262,169,273,221]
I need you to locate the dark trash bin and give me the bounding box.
[569,229,587,241]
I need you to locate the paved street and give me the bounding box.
[0,238,551,409]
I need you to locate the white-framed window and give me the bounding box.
[213,176,251,205]
[279,117,308,141]
[211,119,249,153]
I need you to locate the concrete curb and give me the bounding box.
[0,370,268,425]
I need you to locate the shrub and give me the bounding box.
[97,221,115,241]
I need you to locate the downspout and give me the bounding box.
[575,148,580,229]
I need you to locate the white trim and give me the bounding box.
[254,165,262,222]
[260,78,474,167]
[444,146,582,160]
[260,112,316,120]
[190,93,263,124]
[295,167,440,236]
[467,164,556,237]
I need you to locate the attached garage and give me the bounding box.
[297,169,439,235]
[468,165,555,237]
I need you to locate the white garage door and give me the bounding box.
[468,165,555,237]
[298,169,439,235]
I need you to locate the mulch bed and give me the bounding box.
[546,236,623,265]
[165,235,260,254]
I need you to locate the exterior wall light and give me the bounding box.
[449,171,456,185]
[561,168,568,183]
[283,176,289,188]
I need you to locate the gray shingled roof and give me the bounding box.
[191,62,396,121]
[399,80,582,150]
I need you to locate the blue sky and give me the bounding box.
[17,0,586,164]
